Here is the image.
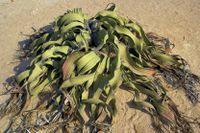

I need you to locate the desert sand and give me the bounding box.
[0,0,200,132]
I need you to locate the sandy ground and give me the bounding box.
[0,0,200,132]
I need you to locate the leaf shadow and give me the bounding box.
[4,23,54,85]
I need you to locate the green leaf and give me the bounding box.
[60,73,95,89]
[95,28,109,50]
[28,64,46,83]
[16,70,30,84]
[76,51,99,72]
[62,51,84,80]
[115,25,143,51]
[61,21,84,33]
[115,41,156,76]
[58,12,85,27]
[96,10,124,25]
